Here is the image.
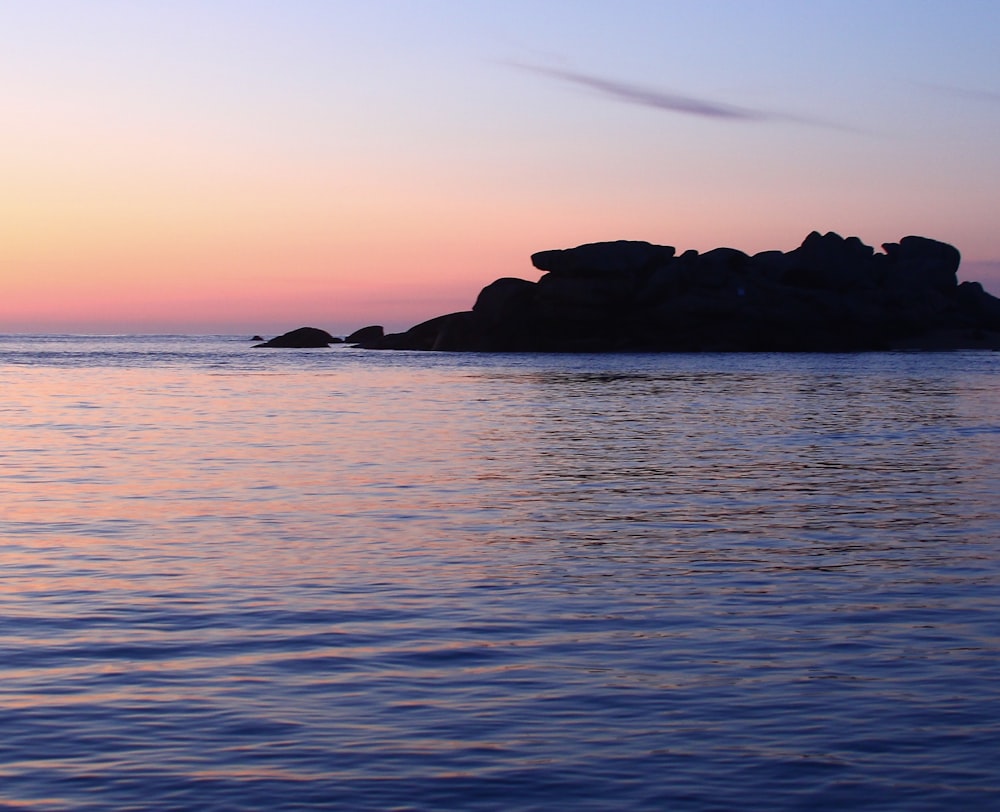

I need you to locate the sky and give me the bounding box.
[3,0,1000,334]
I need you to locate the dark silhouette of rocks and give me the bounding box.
[250,335,264,342]
[254,326,341,348]
[344,325,384,344]
[353,232,1000,352]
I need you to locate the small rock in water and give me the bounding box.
[254,327,338,348]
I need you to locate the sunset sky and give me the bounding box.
[3,0,999,334]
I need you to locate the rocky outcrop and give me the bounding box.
[254,327,341,348]
[344,325,384,344]
[355,232,1000,352]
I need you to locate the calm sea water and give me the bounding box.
[0,335,998,811]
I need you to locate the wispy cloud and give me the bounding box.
[917,81,1000,104]
[508,62,845,129]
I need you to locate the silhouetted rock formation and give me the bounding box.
[255,327,341,348]
[344,325,384,344]
[355,232,1000,352]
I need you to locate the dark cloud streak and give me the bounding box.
[508,62,847,129]
[512,62,766,120]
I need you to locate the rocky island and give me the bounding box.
[352,232,1000,352]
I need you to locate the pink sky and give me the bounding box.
[3,2,999,334]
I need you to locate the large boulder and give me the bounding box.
[473,278,538,325]
[880,236,960,293]
[345,325,384,344]
[694,247,750,289]
[531,240,675,278]
[782,231,875,290]
[254,327,339,348]
[956,282,1000,330]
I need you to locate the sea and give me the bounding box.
[0,334,998,811]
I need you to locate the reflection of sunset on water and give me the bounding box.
[1,337,998,809]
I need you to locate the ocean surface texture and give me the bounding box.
[1,335,998,811]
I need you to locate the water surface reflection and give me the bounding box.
[0,342,997,810]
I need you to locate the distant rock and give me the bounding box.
[360,313,478,351]
[358,231,1000,352]
[254,327,340,348]
[250,335,264,342]
[345,325,384,344]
